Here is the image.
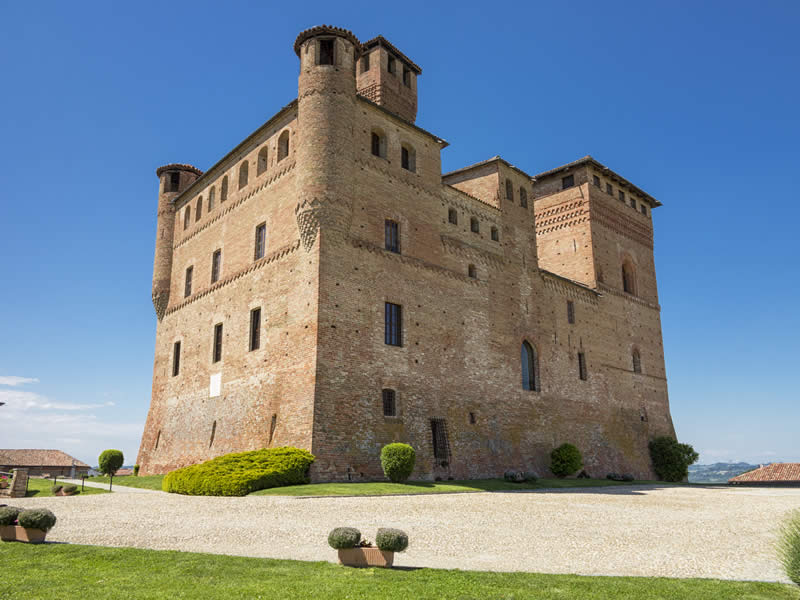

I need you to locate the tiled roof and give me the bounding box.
[0,449,90,468]
[362,36,422,74]
[294,25,361,56]
[155,164,203,178]
[729,463,800,483]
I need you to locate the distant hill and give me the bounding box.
[688,462,760,483]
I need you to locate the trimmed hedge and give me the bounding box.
[17,508,57,532]
[63,484,78,494]
[51,485,63,494]
[550,443,583,478]
[328,527,361,549]
[162,447,315,496]
[648,436,698,482]
[380,443,416,483]
[0,506,23,526]
[376,528,408,552]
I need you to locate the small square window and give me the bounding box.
[562,174,574,189]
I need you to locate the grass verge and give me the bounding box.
[22,478,108,497]
[250,478,680,497]
[85,475,165,490]
[0,543,796,600]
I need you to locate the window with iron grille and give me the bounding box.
[470,217,479,233]
[448,208,458,225]
[384,302,402,346]
[562,174,574,189]
[184,266,193,297]
[578,352,587,380]
[172,342,181,376]
[519,187,528,208]
[382,389,396,417]
[318,39,334,65]
[213,323,223,363]
[254,223,266,260]
[491,226,499,242]
[249,307,261,351]
[211,250,221,284]
[430,418,451,462]
[567,300,575,324]
[385,220,400,253]
[593,175,601,187]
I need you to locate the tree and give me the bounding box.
[98,449,124,490]
[550,443,583,478]
[648,437,699,482]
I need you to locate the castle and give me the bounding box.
[137,25,676,480]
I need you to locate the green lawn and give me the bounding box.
[85,474,165,491]
[0,543,795,599]
[22,478,108,498]
[250,477,675,496]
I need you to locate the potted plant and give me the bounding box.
[0,507,56,543]
[328,527,408,568]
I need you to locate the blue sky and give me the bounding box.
[1,2,797,467]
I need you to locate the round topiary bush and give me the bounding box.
[550,443,582,478]
[380,443,416,483]
[17,508,57,532]
[328,527,361,550]
[648,436,698,482]
[376,528,408,553]
[0,506,23,526]
[779,509,800,585]
[98,449,125,477]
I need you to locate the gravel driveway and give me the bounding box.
[5,485,798,582]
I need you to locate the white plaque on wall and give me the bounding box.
[209,373,222,398]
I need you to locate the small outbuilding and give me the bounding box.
[0,449,90,478]
[728,463,800,486]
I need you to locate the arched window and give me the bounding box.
[519,187,528,208]
[622,261,636,294]
[257,147,268,175]
[505,179,514,202]
[221,176,228,202]
[401,144,416,172]
[632,349,642,374]
[468,264,477,279]
[521,341,540,391]
[371,130,386,158]
[470,217,479,233]
[238,161,249,190]
[208,187,215,211]
[184,206,191,230]
[448,208,458,225]
[491,226,499,242]
[195,197,202,221]
[278,130,290,161]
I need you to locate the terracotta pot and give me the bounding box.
[0,526,47,543]
[337,547,394,568]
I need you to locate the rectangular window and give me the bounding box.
[211,250,221,284]
[606,183,613,195]
[630,197,637,209]
[384,302,402,346]
[254,223,266,260]
[562,174,574,189]
[249,307,261,351]
[213,323,223,363]
[172,341,181,376]
[385,219,400,253]
[319,39,334,65]
[520,188,528,208]
[641,204,648,216]
[382,389,396,417]
[401,147,410,170]
[184,207,191,230]
[184,266,193,297]
[371,132,381,157]
[567,300,575,324]
[593,175,600,187]
[619,190,625,202]
[388,55,396,74]
[402,66,411,87]
[361,53,370,72]
[169,172,180,192]
[578,352,587,380]
[430,418,450,461]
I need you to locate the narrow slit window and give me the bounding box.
[221,176,228,202]
[208,187,215,211]
[318,39,334,65]
[384,302,402,347]
[184,266,193,297]
[388,55,396,74]
[209,420,216,447]
[238,160,248,189]
[213,323,223,363]
[254,223,266,260]
[519,187,528,208]
[385,219,400,254]
[249,307,261,351]
[521,341,540,391]
[172,342,181,377]
[211,249,221,284]
[382,389,396,417]
[632,349,642,374]
[184,206,191,230]
[195,197,202,221]
[567,300,575,324]
[578,352,588,381]
[506,179,514,201]
[371,132,383,157]
[402,66,411,87]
